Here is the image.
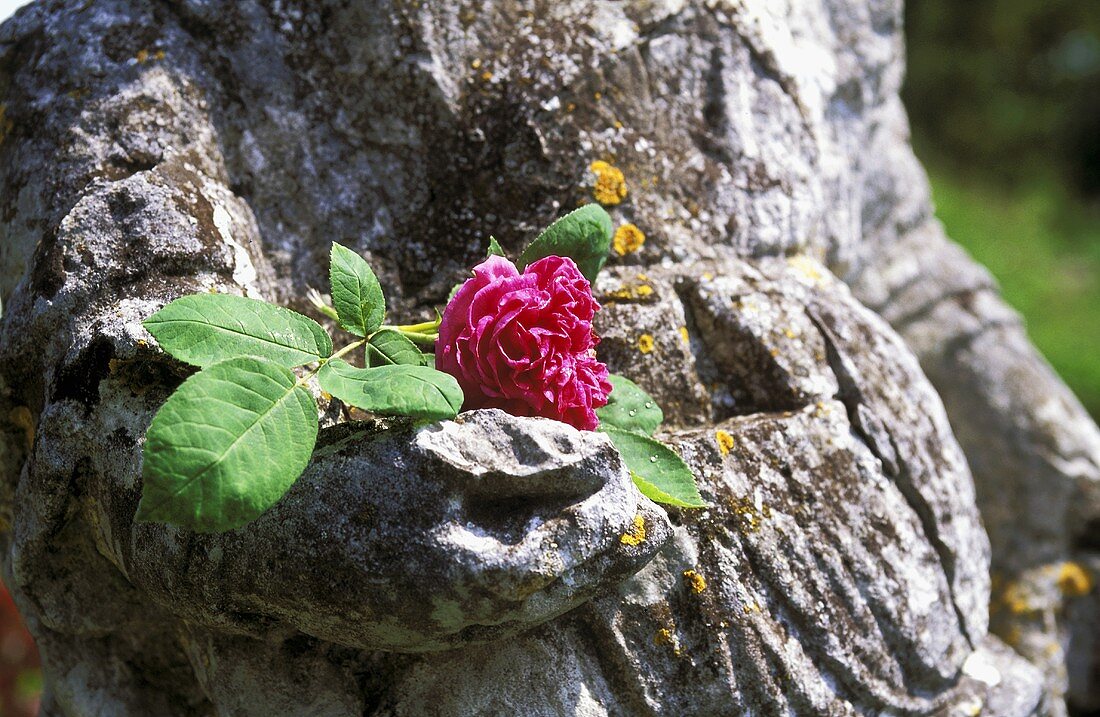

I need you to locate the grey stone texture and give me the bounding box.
[0,0,1096,715]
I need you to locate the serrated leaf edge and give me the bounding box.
[330,243,385,337]
[136,356,317,525]
[143,294,333,367]
[517,204,613,280]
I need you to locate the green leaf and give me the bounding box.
[518,204,613,282]
[487,236,505,257]
[136,356,319,532]
[330,243,386,336]
[600,425,706,508]
[367,329,425,367]
[629,471,699,508]
[318,360,462,420]
[596,374,664,435]
[144,294,333,368]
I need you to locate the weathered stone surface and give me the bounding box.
[0,0,1096,714]
[130,409,673,653]
[363,258,1043,716]
[849,96,1100,714]
[589,258,996,714]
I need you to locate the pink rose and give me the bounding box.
[437,255,612,430]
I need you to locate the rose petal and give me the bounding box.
[436,254,611,430]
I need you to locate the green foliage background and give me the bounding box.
[904,0,1100,418]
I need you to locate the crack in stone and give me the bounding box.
[805,307,976,652]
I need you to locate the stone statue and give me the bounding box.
[0,1,1097,714]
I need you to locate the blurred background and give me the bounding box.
[0,0,1096,714]
[905,0,1100,423]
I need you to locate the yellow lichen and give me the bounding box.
[480,70,494,81]
[471,58,482,69]
[683,569,707,594]
[715,430,735,456]
[783,328,797,339]
[1057,562,1093,597]
[653,627,682,655]
[613,120,624,129]
[613,223,646,255]
[590,160,628,205]
[604,283,653,302]
[787,255,825,284]
[135,48,166,64]
[679,326,690,344]
[637,334,655,354]
[620,514,646,546]
[594,91,602,100]
[566,102,576,112]
[728,496,771,534]
[997,581,1036,615]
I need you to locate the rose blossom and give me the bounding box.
[436,254,612,430]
